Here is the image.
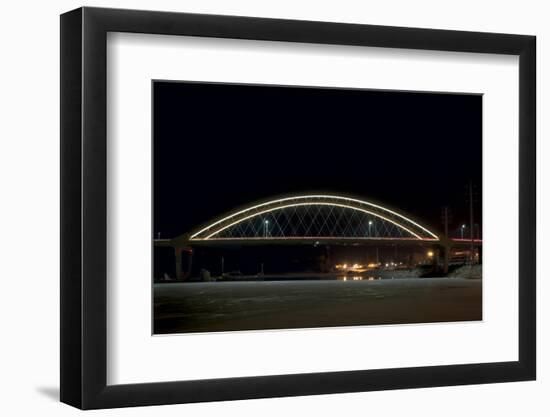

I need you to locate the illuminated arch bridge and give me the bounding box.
[188,194,439,243]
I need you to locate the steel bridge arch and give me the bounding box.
[189,194,439,241]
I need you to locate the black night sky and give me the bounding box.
[153,81,482,240]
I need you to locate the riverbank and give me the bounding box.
[449,264,482,279]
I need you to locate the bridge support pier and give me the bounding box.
[175,247,182,280]
[174,246,193,281]
[432,246,439,270]
[438,239,451,275]
[442,246,449,275]
[431,245,449,275]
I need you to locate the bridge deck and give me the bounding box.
[154,237,481,248]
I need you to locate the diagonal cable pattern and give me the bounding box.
[189,195,439,241]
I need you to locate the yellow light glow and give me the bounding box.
[427,251,434,257]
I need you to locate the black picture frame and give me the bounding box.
[60,6,536,409]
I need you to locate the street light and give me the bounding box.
[368,220,373,237]
[264,219,269,238]
[461,224,466,239]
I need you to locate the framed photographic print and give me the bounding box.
[60,7,536,409]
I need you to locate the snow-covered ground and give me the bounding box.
[449,264,482,279]
[154,278,482,334]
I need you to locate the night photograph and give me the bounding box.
[153,81,482,334]
[50,4,539,412]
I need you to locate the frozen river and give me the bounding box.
[153,277,482,334]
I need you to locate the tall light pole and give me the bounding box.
[442,207,449,238]
[461,224,466,239]
[264,219,269,238]
[369,220,376,265]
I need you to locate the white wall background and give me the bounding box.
[0,0,546,415]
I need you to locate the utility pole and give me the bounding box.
[469,181,475,265]
[441,206,451,274]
